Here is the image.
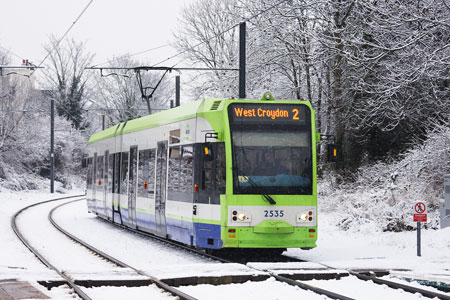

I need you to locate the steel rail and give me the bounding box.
[11,194,92,300]
[350,272,450,300]
[272,274,355,300]
[91,215,230,263]
[55,200,450,300]
[85,214,356,300]
[117,227,355,299]
[114,225,450,300]
[49,199,198,300]
[301,258,450,300]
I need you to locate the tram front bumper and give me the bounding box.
[223,225,317,249]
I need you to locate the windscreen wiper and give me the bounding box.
[246,176,276,205]
[262,194,276,205]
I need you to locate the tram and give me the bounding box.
[85,93,319,251]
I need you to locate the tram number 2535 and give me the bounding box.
[264,210,284,218]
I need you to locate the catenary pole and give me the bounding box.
[239,22,246,99]
[50,99,55,193]
[417,222,421,256]
[175,76,180,107]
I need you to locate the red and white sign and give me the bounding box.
[415,202,426,213]
[414,214,427,222]
[414,202,427,222]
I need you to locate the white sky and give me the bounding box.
[0,0,195,67]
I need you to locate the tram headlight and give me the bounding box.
[230,209,251,222]
[297,210,315,223]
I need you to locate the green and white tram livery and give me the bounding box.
[85,94,318,251]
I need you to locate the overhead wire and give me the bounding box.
[19,0,95,124]
[30,0,94,76]
[150,0,291,67]
[0,45,24,62]
[90,44,173,68]
[2,0,290,120]
[84,0,290,112]
[0,108,168,113]
[89,0,290,68]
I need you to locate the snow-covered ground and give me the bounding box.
[1,190,449,299]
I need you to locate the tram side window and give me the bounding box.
[147,149,156,197]
[129,146,138,197]
[108,153,113,193]
[170,129,180,144]
[202,149,213,191]
[120,152,129,195]
[90,157,94,188]
[216,143,226,194]
[87,157,93,189]
[97,156,104,188]
[200,143,225,194]
[104,151,109,190]
[138,150,146,197]
[138,149,156,198]
[113,153,120,194]
[168,146,181,193]
[93,154,97,191]
[180,146,193,192]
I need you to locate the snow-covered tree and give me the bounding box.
[237,0,450,169]
[341,0,450,164]
[42,37,94,130]
[174,0,261,99]
[0,50,36,151]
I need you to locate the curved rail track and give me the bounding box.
[12,195,198,300]
[44,197,450,300]
[11,195,92,300]
[49,199,198,300]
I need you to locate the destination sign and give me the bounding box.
[228,103,309,125]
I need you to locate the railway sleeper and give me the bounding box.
[38,279,154,289]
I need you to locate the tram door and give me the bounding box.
[155,141,168,237]
[92,153,97,207]
[103,150,109,217]
[128,146,138,229]
[112,152,121,223]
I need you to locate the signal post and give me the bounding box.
[414,202,427,256]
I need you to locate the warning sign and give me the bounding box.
[415,202,426,214]
[414,202,427,222]
[414,214,427,222]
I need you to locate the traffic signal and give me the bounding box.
[327,144,337,162]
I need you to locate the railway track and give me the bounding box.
[11,195,197,300]
[82,206,450,300]
[78,213,450,299]
[50,199,353,299]
[11,195,92,299]
[29,197,450,300]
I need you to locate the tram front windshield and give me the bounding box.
[231,129,312,195]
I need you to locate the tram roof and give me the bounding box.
[88,98,222,144]
[88,97,312,145]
